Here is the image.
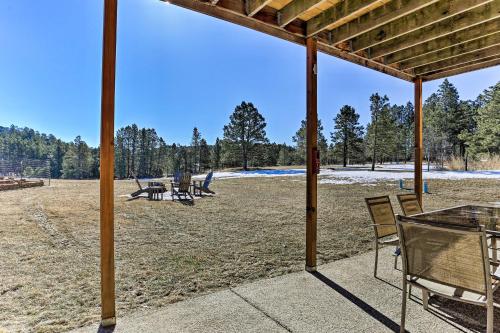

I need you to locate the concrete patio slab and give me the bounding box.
[73,247,488,333]
[72,289,286,333]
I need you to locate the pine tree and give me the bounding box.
[331,105,364,167]
[211,137,222,170]
[62,136,92,179]
[223,101,268,170]
[366,93,390,171]
[191,127,201,173]
[437,79,468,157]
[463,82,500,157]
[292,119,328,165]
[402,102,414,163]
[199,138,211,171]
[424,93,449,168]
[278,144,291,166]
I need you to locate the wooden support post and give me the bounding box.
[414,77,423,208]
[100,0,118,326]
[306,37,318,272]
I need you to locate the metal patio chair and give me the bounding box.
[397,218,500,333]
[396,193,423,216]
[365,196,400,277]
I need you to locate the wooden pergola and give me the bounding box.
[98,0,500,325]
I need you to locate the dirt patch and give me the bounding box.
[0,177,498,332]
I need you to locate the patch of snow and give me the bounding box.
[198,167,500,185]
[318,169,500,185]
[210,169,306,180]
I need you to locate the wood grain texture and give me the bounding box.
[306,0,387,37]
[160,0,498,91]
[399,32,500,69]
[306,37,317,271]
[327,0,439,44]
[100,0,117,325]
[247,0,274,16]
[422,57,500,80]
[369,1,500,58]
[414,44,500,74]
[351,0,492,51]
[384,18,500,64]
[414,78,423,208]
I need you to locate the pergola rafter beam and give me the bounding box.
[163,0,414,81]
[414,44,500,75]
[369,1,500,59]
[421,54,500,76]
[246,0,273,17]
[306,0,387,37]
[278,0,324,27]
[423,57,500,80]
[351,0,493,52]
[399,32,500,69]
[326,0,440,45]
[384,18,500,65]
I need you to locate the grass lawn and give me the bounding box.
[0,174,498,332]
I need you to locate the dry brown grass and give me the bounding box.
[0,176,498,332]
[446,154,500,171]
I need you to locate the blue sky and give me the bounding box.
[0,0,498,147]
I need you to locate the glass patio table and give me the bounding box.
[397,205,500,260]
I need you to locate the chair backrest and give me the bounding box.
[203,171,213,189]
[365,196,397,239]
[397,218,490,295]
[179,173,191,192]
[174,171,182,183]
[397,193,423,216]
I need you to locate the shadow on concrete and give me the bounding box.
[310,271,403,333]
[96,324,115,333]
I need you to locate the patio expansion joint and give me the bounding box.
[229,288,293,333]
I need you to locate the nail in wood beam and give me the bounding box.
[100,0,117,326]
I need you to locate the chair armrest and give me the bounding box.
[487,230,500,238]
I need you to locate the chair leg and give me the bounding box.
[401,279,407,333]
[394,251,398,270]
[487,302,494,333]
[408,285,412,299]
[422,290,429,310]
[374,241,379,278]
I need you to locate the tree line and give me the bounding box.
[0,80,497,179]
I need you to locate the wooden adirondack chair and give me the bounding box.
[130,172,166,200]
[192,171,215,196]
[171,173,192,201]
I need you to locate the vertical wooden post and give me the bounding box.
[414,77,423,208]
[305,37,318,272]
[100,0,117,326]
